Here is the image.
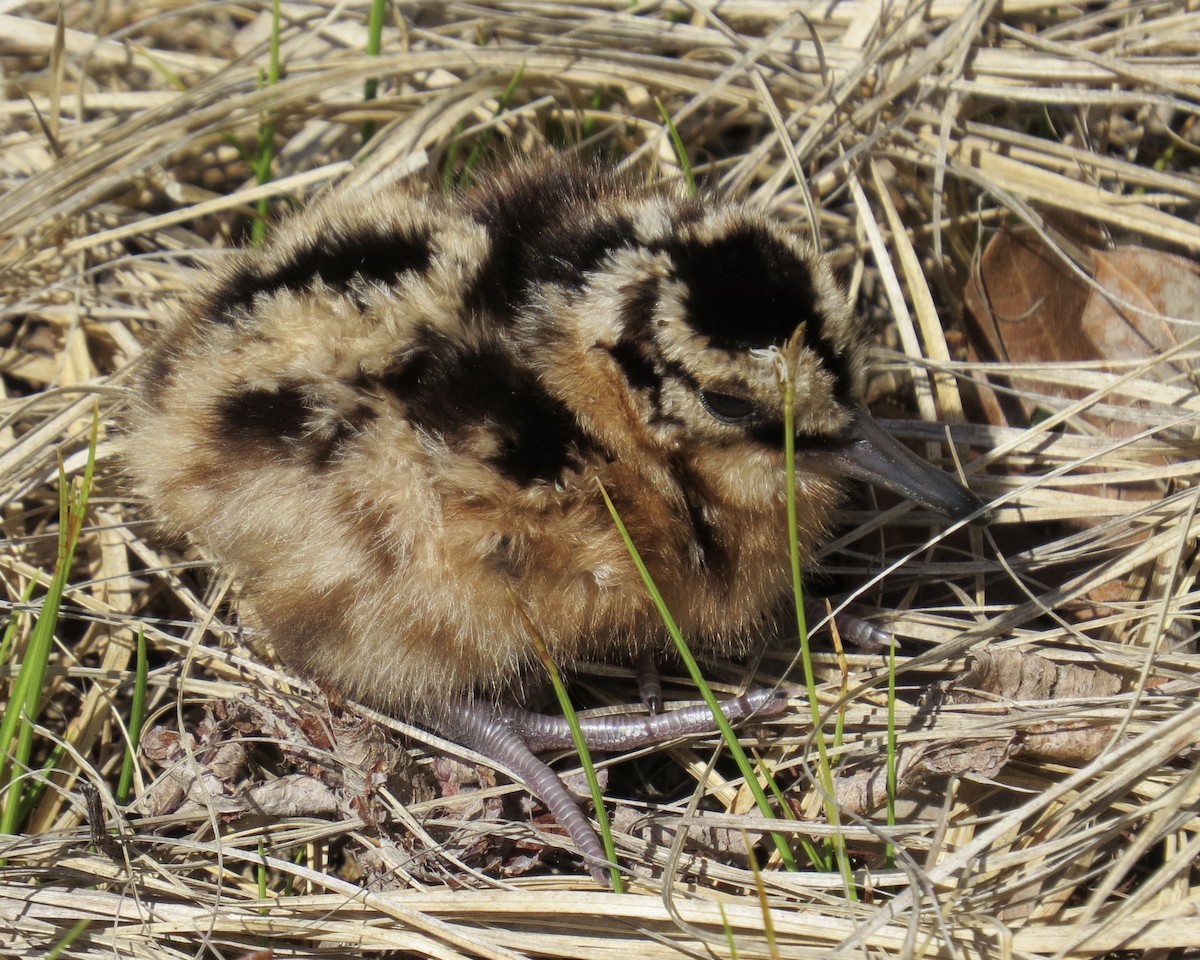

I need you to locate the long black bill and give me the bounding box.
[815,411,991,525]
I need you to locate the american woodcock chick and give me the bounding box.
[124,158,987,881]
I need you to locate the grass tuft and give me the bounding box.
[0,407,97,841]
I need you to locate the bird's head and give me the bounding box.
[507,174,987,526]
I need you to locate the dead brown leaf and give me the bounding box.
[963,227,1196,538]
[135,693,434,824]
[833,649,1128,816]
[963,227,1197,464]
[952,648,1123,702]
[950,649,1124,763]
[1084,248,1200,386]
[964,228,1199,413]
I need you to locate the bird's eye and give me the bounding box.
[699,390,758,423]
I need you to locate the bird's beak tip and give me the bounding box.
[820,411,990,525]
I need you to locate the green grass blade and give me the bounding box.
[718,901,740,960]
[514,598,623,891]
[361,0,387,142]
[115,628,148,806]
[45,917,91,960]
[885,641,897,865]
[777,339,856,897]
[442,65,524,189]
[746,841,781,960]
[441,122,465,192]
[0,408,98,838]
[654,97,696,196]
[258,836,269,902]
[250,0,282,245]
[0,578,38,665]
[596,480,797,873]
[462,64,525,187]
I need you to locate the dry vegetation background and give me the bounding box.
[2,1,1200,958]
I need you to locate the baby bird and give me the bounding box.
[124,158,986,881]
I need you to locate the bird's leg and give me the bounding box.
[432,687,790,884]
[803,601,896,651]
[627,607,885,730]
[635,646,663,714]
[434,697,613,882]
[495,686,790,752]
[633,608,892,718]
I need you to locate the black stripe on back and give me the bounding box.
[617,274,659,340]
[375,330,601,487]
[607,338,658,393]
[462,165,638,322]
[204,227,433,324]
[215,382,376,468]
[217,384,310,443]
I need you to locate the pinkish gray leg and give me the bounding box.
[803,600,896,651]
[630,608,889,718]
[432,687,790,884]
[433,603,886,882]
[635,646,663,714]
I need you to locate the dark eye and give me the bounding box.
[700,390,758,423]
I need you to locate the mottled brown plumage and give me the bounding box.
[124,158,985,881]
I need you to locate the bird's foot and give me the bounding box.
[432,687,791,884]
